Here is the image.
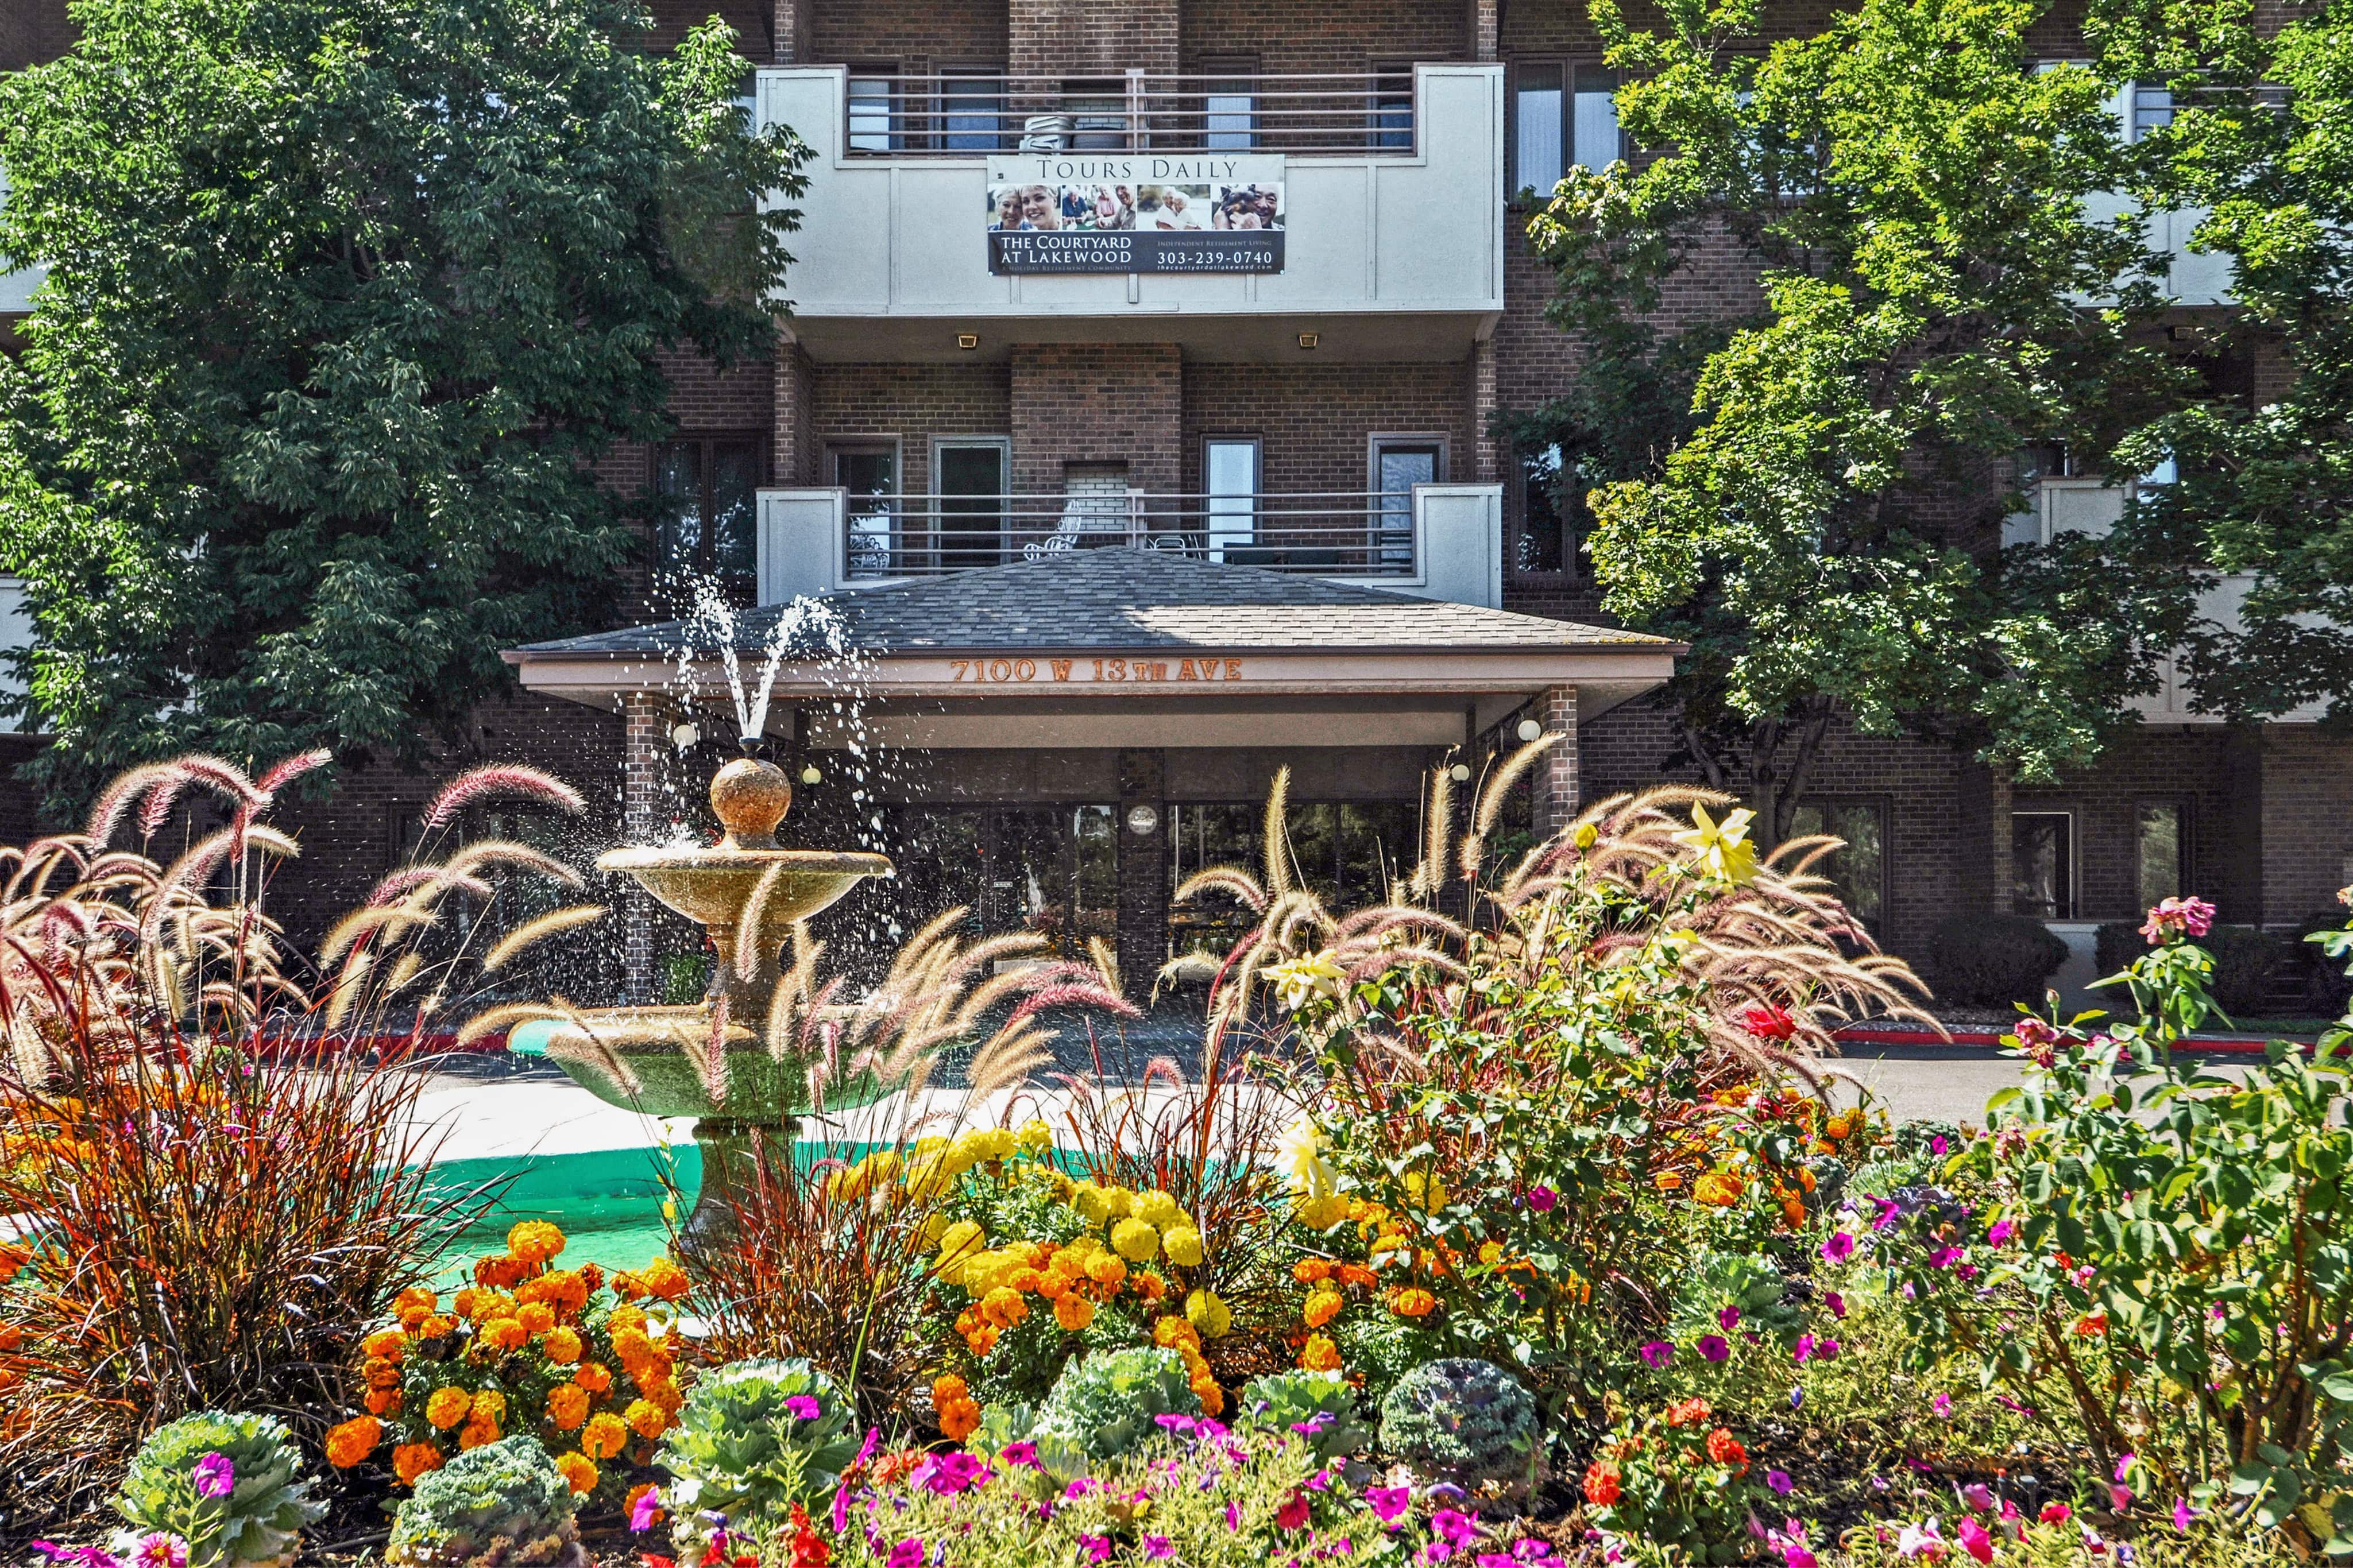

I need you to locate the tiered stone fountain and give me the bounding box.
[512,754,892,1252]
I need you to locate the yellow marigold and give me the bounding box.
[425,1386,473,1431]
[581,1412,629,1460]
[1654,1171,1683,1191]
[1693,1171,1744,1208]
[480,1318,530,1353]
[980,1286,1030,1329]
[419,1315,459,1341]
[1293,1260,1333,1285]
[325,1415,380,1469]
[1055,1292,1096,1331]
[1110,1217,1160,1263]
[1161,1225,1204,1268]
[1085,1252,1128,1288]
[363,1327,407,1359]
[1135,1190,1181,1227]
[395,1286,438,1323]
[1401,1171,1447,1213]
[364,1387,401,1416]
[1017,1119,1052,1153]
[575,1362,614,1394]
[1299,1334,1341,1372]
[516,1303,557,1335]
[392,1443,444,1488]
[1477,1241,1504,1265]
[507,1220,567,1264]
[1185,1289,1231,1339]
[542,1326,583,1365]
[1387,1287,1436,1319]
[554,1450,598,1496]
[625,1399,667,1440]
[638,1257,691,1302]
[546,1383,592,1431]
[1303,1289,1343,1329]
[1295,1193,1349,1230]
[471,1389,507,1425]
[1153,1315,1201,1353]
[1007,1267,1044,1294]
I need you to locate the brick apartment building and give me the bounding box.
[5,0,2348,1005]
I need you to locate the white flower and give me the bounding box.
[1276,1113,1336,1199]
[1264,951,1347,1012]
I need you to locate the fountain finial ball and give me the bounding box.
[710,757,793,847]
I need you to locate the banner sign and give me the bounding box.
[984,153,1285,274]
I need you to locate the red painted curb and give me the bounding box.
[1832,1025,2304,1055]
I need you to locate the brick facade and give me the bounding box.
[1179,360,1473,495]
[1011,344,1183,494]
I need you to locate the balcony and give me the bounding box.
[756,483,1504,607]
[756,63,1504,359]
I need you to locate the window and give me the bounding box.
[934,438,1008,568]
[2137,802,2186,909]
[1167,801,1416,957]
[1200,57,1256,151]
[940,71,1008,152]
[847,70,898,152]
[2129,83,2173,141]
[1513,63,1621,198]
[1371,436,1444,569]
[1067,79,1129,152]
[1203,437,1260,561]
[830,442,899,576]
[1370,63,1414,151]
[1788,800,1888,929]
[2012,811,2076,920]
[1516,442,1567,574]
[655,437,761,594]
[0,575,29,734]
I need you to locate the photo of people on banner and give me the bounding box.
[986,181,1285,233]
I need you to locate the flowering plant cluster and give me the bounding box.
[323,1221,692,1498]
[1578,1395,1765,1560]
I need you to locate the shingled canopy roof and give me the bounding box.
[515,547,1674,658]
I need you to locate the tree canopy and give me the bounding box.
[1524,0,2351,834]
[0,0,806,808]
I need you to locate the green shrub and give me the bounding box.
[386,1435,584,1568]
[1930,914,2069,1007]
[1376,1358,1535,1482]
[656,1358,861,1554]
[1035,1347,1201,1461]
[1232,1369,1371,1462]
[2099,920,2286,1021]
[113,1411,325,1568]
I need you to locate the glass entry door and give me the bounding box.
[879,804,1116,959]
[936,441,1007,568]
[1374,440,1442,567]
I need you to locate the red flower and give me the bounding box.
[789,1504,830,1568]
[1743,1004,1798,1042]
[1582,1461,1621,1507]
[1277,1490,1311,1530]
[1664,1396,1711,1427]
[1705,1427,1748,1471]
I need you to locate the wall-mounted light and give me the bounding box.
[957,332,980,350]
[800,764,822,785]
[1297,332,1319,350]
[1516,719,1543,742]
[1448,763,1471,783]
[670,721,701,750]
[1125,803,1161,836]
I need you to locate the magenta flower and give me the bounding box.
[1639,1340,1674,1368]
[1782,1546,1818,1568]
[1000,1441,1039,1468]
[1226,1501,1243,1531]
[1143,1538,1175,1560]
[2114,1453,2135,1482]
[1368,1486,1413,1525]
[1477,1557,1513,1568]
[1956,1517,1994,1565]
[1929,1246,1962,1268]
[1823,1291,1846,1319]
[784,1394,821,1421]
[2172,1497,2195,1532]
[1431,1510,1477,1549]
[1526,1186,1558,1213]
[1078,1536,1114,1563]
[1960,1484,1995,1513]
[2141,896,2216,943]
[1987,1219,2015,1247]
[190,1454,235,1500]
[129,1537,185,1568]
[1872,1198,1902,1231]
[1766,1469,1794,1495]
[1697,1334,1730,1362]
[886,1541,925,1568]
[1065,1478,1099,1500]
[1821,1231,1856,1264]
[2039,1502,2071,1525]
[1794,1334,1817,1364]
[630,1487,664,1532]
[915,1453,991,1495]
[1932,1393,1953,1418]
[2109,1484,2133,1511]
[1278,1490,1312,1530]
[1815,1337,1840,1360]
[1718,1306,1742,1331]
[1930,1135,1950,1157]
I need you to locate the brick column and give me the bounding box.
[774,0,813,64]
[1469,336,1501,484]
[775,339,816,487]
[619,691,669,1002]
[1469,0,1498,61]
[1531,685,1580,838]
[1116,748,1168,998]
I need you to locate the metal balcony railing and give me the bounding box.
[843,72,1418,156]
[842,491,1420,579]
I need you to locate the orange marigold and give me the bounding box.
[457,1418,497,1451]
[515,1302,557,1335]
[425,1387,473,1431]
[554,1451,598,1496]
[937,1397,981,1442]
[625,1399,667,1440]
[546,1383,592,1431]
[1134,1271,1166,1304]
[470,1389,507,1424]
[364,1356,403,1389]
[980,1287,1029,1328]
[507,1219,567,1264]
[640,1376,686,1415]
[1085,1253,1127,1288]
[1664,1397,1711,1428]
[324,1415,381,1469]
[364,1387,402,1416]
[1705,1428,1748,1470]
[1299,1334,1341,1372]
[581,1412,629,1461]
[473,1254,528,1290]
[393,1443,445,1488]
[1303,1290,1343,1329]
[1337,1264,1377,1290]
[363,1327,408,1359]
[934,1373,969,1405]
[575,1362,614,1394]
[1193,1379,1224,1417]
[1293,1260,1333,1284]
[0,1323,21,1353]
[542,1326,583,1365]
[611,1327,656,1369]
[1153,1316,1201,1353]
[1387,1287,1436,1319]
[1054,1292,1095,1332]
[637,1257,691,1301]
[480,1318,530,1353]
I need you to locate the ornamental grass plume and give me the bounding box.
[0,754,608,1519]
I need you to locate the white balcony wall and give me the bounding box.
[0,576,31,732]
[757,484,1505,609]
[757,64,1503,330]
[0,168,44,317]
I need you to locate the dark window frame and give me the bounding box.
[654,432,767,595]
[1507,58,1622,205]
[1509,438,1577,582]
[2134,797,2193,913]
[2011,808,2080,922]
[1788,794,1893,932]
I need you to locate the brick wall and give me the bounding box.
[1178,358,1474,494]
[1180,0,1465,75]
[1010,0,1177,80]
[2257,727,2353,926]
[0,0,70,71]
[647,0,775,56]
[810,361,1014,494]
[1011,344,1182,493]
[2010,727,2252,926]
[805,0,1009,67]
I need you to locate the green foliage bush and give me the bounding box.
[1930,915,2068,1007]
[386,1436,584,1568]
[1376,1359,1535,1482]
[1232,1369,1371,1462]
[1035,1347,1202,1462]
[113,1411,324,1568]
[2097,921,2282,1019]
[656,1358,861,1550]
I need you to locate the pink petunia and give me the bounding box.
[1698,1334,1731,1362]
[1640,1341,1674,1369]
[1821,1232,1856,1264]
[1368,1487,1413,1525]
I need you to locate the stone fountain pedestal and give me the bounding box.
[510,756,892,1258]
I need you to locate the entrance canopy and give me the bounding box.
[504,548,1680,751]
